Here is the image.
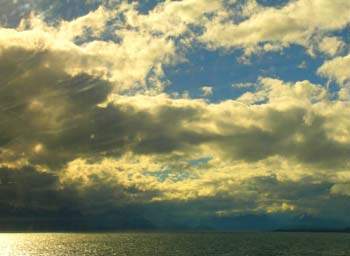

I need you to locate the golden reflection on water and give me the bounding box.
[0,233,152,256]
[1,232,350,256]
[0,233,103,256]
[0,233,124,256]
[0,233,56,256]
[0,233,144,256]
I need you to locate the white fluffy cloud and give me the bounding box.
[318,55,350,85]
[200,0,350,56]
[200,86,213,96]
[318,36,346,57]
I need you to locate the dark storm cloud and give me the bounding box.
[0,46,210,168]
[242,175,350,223]
[0,164,156,231]
[1,44,350,169]
[213,107,350,168]
[0,164,123,212]
[0,165,59,207]
[0,46,113,167]
[139,174,350,230]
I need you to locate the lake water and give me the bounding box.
[1,232,350,256]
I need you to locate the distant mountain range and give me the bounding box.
[0,204,348,232]
[274,228,350,233]
[187,213,350,233]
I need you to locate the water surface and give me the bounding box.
[1,232,350,256]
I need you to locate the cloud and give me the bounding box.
[199,0,350,56]
[0,165,59,208]
[1,47,350,212]
[331,184,350,196]
[0,0,31,27]
[0,163,156,230]
[2,39,350,225]
[0,3,181,92]
[232,82,255,88]
[121,0,223,37]
[200,86,213,97]
[318,54,350,100]
[318,55,350,86]
[2,0,350,229]
[318,36,346,57]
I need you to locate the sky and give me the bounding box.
[0,0,350,231]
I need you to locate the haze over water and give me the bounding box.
[1,232,350,256]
